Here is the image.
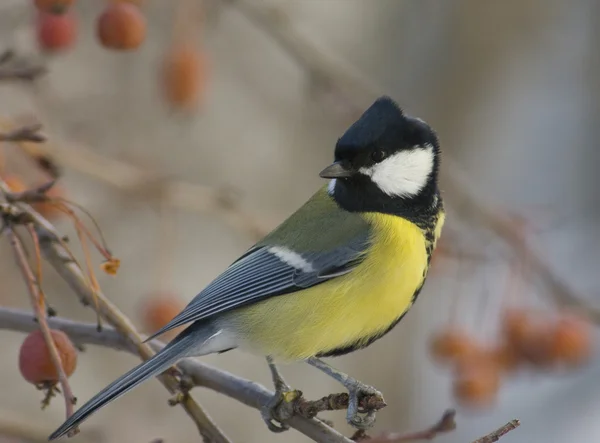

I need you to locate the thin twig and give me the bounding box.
[0,307,354,443]
[0,123,46,143]
[358,410,456,442]
[0,49,47,82]
[472,420,520,443]
[4,225,78,434]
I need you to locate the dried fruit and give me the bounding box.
[19,329,77,384]
[32,183,65,220]
[141,293,185,340]
[548,313,592,367]
[452,356,501,409]
[4,175,27,193]
[97,3,146,50]
[161,44,207,110]
[34,0,74,14]
[429,328,478,365]
[36,10,77,53]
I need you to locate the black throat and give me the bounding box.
[330,171,441,231]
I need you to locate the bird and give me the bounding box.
[48,95,445,440]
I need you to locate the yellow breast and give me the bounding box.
[228,213,430,361]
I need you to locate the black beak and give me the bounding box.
[319,161,355,179]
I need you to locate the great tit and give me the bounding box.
[49,96,445,439]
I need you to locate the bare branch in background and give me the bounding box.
[0,49,47,82]
[0,117,275,241]
[0,123,46,143]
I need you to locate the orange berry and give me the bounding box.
[4,175,27,193]
[37,10,77,53]
[429,328,478,366]
[140,293,185,340]
[501,308,534,346]
[548,313,593,367]
[489,342,521,373]
[452,356,501,409]
[34,0,74,14]
[32,184,65,220]
[97,3,146,50]
[19,329,77,384]
[161,44,207,110]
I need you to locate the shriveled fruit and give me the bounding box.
[548,313,592,367]
[34,0,74,14]
[19,329,77,384]
[161,44,207,110]
[97,3,146,50]
[140,293,185,340]
[37,10,77,53]
[429,328,478,365]
[4,175,27,193]
[32,184,65,220]
[452,356,501,409]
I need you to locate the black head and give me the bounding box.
[320,96,441,218]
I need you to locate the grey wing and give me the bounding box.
[144,233,370,341]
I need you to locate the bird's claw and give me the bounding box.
[346,383,384,430]
[260,389,302,433]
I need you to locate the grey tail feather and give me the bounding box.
[48,333,194,441]
[142,323,176,343]
[143,321,184,343]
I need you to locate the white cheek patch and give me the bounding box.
[327,178,337,195]
[359,144,434,197]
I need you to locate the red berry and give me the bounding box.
[97,3,146,50]
[37,10,77,53]
[19,329,77,384]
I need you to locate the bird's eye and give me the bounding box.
[371,150,386,163]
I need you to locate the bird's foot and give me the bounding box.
[260,388,302,433]
[346,382,384,430]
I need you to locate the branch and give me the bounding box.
[0,307,354,443]
[472,420,520,443]
[36,232,232,443]
[0,123,46,143]
[0,177,232,443]
[355,410,456,442]
[222,0,597,320]
[0,50,47,81]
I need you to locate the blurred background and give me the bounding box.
[0,0,599,442]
